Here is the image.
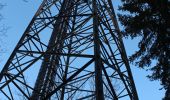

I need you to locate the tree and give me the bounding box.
[118,0,170,99]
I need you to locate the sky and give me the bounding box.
[0,0,165,100]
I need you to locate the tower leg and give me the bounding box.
[93,0,104,99]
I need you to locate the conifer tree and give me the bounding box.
[119,0,170,99]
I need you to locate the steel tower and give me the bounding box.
[0,0,138,99]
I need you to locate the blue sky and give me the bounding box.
[0,0,165,100]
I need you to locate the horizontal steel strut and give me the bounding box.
[0,0,138,100]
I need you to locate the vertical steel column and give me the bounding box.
[30,1,69,99]
[60,2,76,99]
[93,0,104,100]
[30,19,62,99]
[107,0,139,99]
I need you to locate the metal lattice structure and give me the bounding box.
[0,0,138,99]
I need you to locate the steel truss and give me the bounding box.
[0,0,138,100]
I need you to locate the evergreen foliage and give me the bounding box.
[119,0,170,99]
